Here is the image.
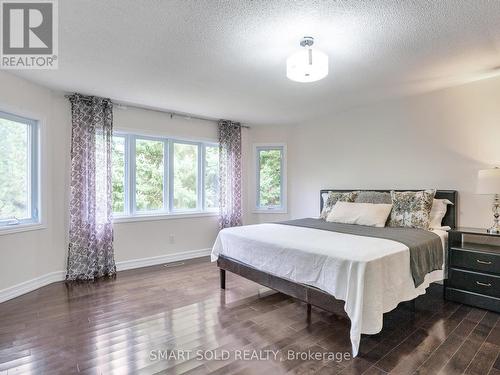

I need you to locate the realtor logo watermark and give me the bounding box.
[1,0,58,69]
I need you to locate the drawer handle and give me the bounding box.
[476,259,493,265]
[476,281,492,287]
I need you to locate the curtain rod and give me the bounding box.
[64,94,250,129]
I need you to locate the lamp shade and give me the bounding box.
[286,48,328,83]
[476,168,500,194]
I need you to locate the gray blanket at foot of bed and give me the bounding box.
[278,218,443,287]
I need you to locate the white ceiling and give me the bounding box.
[11,0,500,125]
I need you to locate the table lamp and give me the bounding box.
[477,167,500,234]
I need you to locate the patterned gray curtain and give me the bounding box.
[66,94,116,281]
[218,120,242,229]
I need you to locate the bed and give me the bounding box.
[211,189,458,356]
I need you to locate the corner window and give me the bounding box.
[255,144,286,212]
[0,111,39,228]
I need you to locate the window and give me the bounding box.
[0,111,39,228]
[111,135,126,214]
[255,144,286,212]
[111,132,218,219]
[135,138,165,212]
[204,145,219,210]
[172,142,198,210]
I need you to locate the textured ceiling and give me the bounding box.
[11,0,500,125]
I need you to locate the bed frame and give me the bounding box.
[217,189,458,319]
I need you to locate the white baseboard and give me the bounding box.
[115,248,211,271]
[0,248,212,304]
[0,270,66,304]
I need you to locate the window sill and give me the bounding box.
[113,211,218,224]
[252,209,288,214]
[0,223,46,236]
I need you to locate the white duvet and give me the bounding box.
[211,223,447,357]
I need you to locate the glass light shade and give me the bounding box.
[477,168,500,194]
[286,48,328,83]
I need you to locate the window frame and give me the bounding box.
[254,143,287,213]
[112,131,219,222]
[201,142,219,212]
[109,133,129,216]
[170,139,200,213]
[0,110,40,230]
[132,135,167,215]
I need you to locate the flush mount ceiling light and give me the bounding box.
[286,36,328,83]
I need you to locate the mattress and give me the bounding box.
[211,223,448,357]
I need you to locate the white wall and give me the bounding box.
[112,106,220,262]
[242,126,291,225]
[0,72,70,291]
[260,75,500,228]
[1,70,500,295]
[0,72,223,293]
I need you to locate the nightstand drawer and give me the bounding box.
[448,268,500,298]
[445,288,500,313]
[450,248,500,274]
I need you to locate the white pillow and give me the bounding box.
[429,199,453,229]
[326,202,393,227]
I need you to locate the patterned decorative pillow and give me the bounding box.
[389,190,436,229]
[320,191,358,219]
[355,191,392,204]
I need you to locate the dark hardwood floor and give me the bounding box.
[1,257,499,375]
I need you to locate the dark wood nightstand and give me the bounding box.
[445,227,500,312]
